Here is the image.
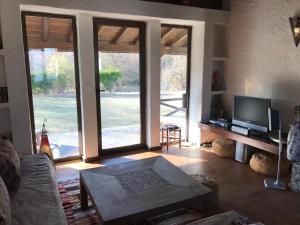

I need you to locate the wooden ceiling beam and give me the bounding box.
[110,27,127,44]
[42,17,49,41]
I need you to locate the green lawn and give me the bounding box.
[33,94,141,133]
[100,94,140,128]
[33,93,184,134]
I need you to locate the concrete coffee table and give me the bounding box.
[80,156,213,225]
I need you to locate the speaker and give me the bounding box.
[235,142,254,163]
[268,107,279,131]
[235,142,247,163]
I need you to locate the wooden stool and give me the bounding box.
[161,125,181,151]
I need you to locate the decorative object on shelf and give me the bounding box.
[289,17,300,47]
[0,87,8,103]
[40,122,54,162]
[211,70,221,91]
[287,106,300,191]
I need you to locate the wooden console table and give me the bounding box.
[199,122,280,156]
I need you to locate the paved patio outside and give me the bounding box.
[49,115,186,159]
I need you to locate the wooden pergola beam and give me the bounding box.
[42,18,49,41]
[100,42,139,53]
[131,34,139,45]
[67,32,73,43]
[171,33,187,47]
[166,31,187,47]
[160,46,187,56]
[97,25,103,33]
[161,28,175,43]
[28,36,187,55]
[110,27,127,44]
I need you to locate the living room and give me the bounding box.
[0,0,300,225]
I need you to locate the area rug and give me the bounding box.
[58,174,213,225]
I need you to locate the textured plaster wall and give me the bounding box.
[224,0,300,131]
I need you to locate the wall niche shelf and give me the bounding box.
[209,23,228,119]
[0,11,12,136]
[211,90,227,95]
[213,56,227,61]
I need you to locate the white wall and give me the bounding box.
[0,0,33,155]
[146,20,161,148]
[77,13,99,160]
[188,22,206,144]
[0,0,229,157]
[224,0,300,131]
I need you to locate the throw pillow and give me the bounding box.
[0,139,21,190]
[0,176,11,225]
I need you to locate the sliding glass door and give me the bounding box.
[93,18,146,152]
[22,12,82,160]
[160,25,192,141]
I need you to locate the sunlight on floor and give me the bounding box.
[57,147,208,174]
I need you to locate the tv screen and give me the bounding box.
[233,96,271,132]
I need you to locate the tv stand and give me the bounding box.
[248,129,268,139]
[199,122,282,156]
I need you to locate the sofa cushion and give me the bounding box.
[10,154,67,225]
[0,139,21,190]
[0,176,11,225]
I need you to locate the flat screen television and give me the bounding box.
[233,96,271,133]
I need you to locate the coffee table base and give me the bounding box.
[80,177,88,210]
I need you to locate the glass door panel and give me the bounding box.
[22,13,81,160]
[94,19,146,151]
[160,25,191,141]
